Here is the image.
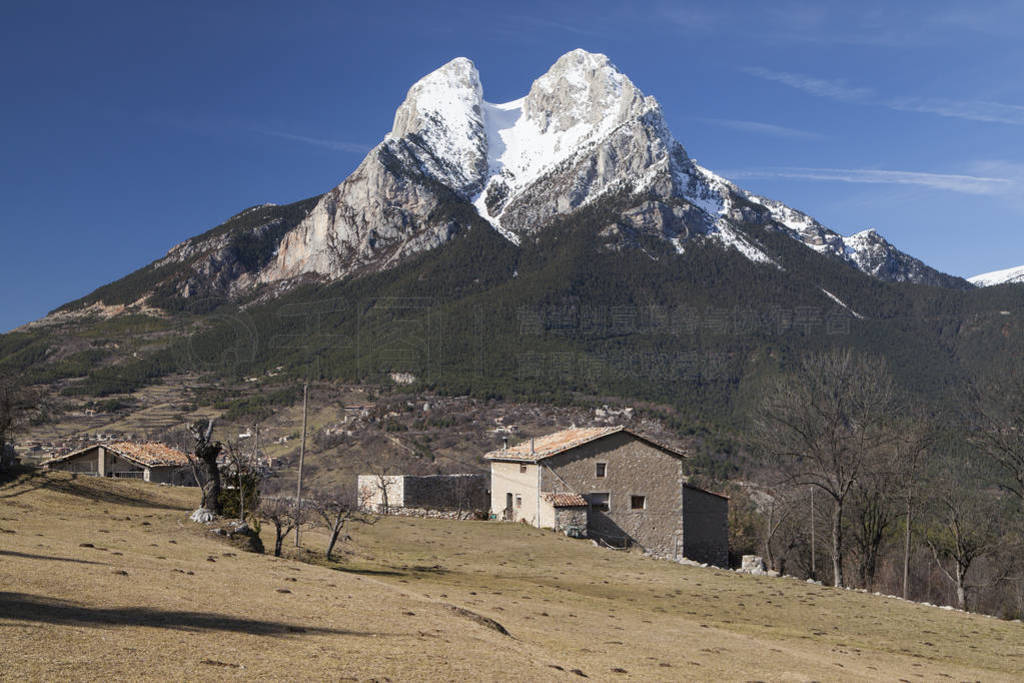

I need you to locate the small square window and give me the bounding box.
[631,495,646,510]
[519,464,527,474]
[596,463,606,478]
[590,493,610,512]
[515,495,522,508]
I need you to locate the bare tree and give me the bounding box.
[752,350,898,587]
[312,488,368,561]
[759,488,801,575]
[926,473,1003,611]
[222,437,264,522]
[361,460,400,514]
[892,417,933,599]
[259,497,304,557]
[187,419,224,517]
[849,470,898,591]
[972,367,1024,508]
[0,377,30,472]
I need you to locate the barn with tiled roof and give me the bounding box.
[44,442,195,486]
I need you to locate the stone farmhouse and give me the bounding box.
[357,473,489,513]
[44,442,195,485]
[484,426,729,567]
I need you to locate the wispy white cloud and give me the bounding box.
[742,67,1024,126]
[740,67,873,102]
[723,167,1015,195]
[889,97,1024,125]
[497,14,604,36]
[658,6,722,31]
[255,129,370,154]
[699,118,824,140]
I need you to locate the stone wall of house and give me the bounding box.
[48,449,100,474]
[402,474,488,511]
[541,431,685,558]
[553,506,588,537]
[489,461,541,523]
[681,484,729,567]
[147,466,196,486]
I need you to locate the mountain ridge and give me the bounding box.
[45,49,995,327]
[970,264,1024,287]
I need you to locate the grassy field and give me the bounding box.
[1,472,1022,681]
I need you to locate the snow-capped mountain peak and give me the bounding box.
[969,264,1024,287]
[522,49,649,139]
[388,57,488,197]
[257,49,967,289]
[471,50,668,234]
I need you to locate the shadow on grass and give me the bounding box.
[0,592,386,637]
[0,471,188,511]
[0,549,107,565]
[330,566,409,577]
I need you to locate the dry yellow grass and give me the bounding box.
[2,471,1022,681]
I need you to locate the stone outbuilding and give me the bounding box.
[357,473,489,513]
[484,426,729,567]
[44,442,195,485]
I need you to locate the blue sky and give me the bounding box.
[2,0,1022,331]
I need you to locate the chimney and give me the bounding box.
[502,435,508,450]
[530,438,535,455]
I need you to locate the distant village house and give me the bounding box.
[44,442,195,486]
[485,426,729,567]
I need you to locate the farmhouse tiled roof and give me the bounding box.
[543,492,588,507]
[483,425,686,462]
[106,442,190,467]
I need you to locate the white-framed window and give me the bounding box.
[631,495,646,510]
[515,495,522,508]
[595,462,607,478]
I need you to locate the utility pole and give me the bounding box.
[294,382,308,547]
[810,487,816,580]
[902,496,912,600]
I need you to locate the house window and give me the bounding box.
[631,495,646,510]
[590,493,610,512]
[519,464,527,474]
[515,495,522,508]
[595,462,607,478]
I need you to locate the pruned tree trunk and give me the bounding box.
[189,420,224,517]
[831,501,844,588]
[274,523,286,557]
[326,528,342,561]
[955,566,967,610]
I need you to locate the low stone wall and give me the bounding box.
[380,506,483,521]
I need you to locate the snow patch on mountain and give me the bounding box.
[821,288,865,319]
[711,223,776,265]
[969,264,1024,287]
